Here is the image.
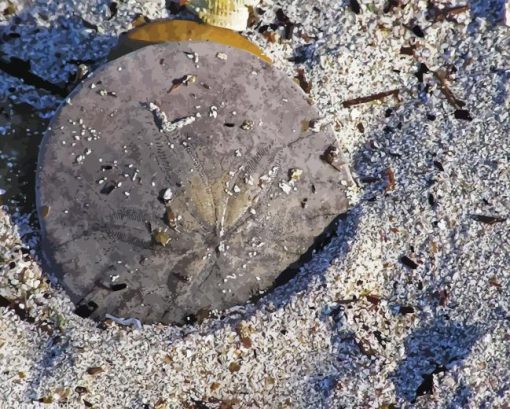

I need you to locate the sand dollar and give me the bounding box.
[36,42,351,324]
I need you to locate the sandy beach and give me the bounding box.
[1,0,509,407]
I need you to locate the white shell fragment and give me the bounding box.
[216,52,228,60]
[104,314,143,330]
[162,188,173,202]
[278,181,292,194]
[147,102,197,133]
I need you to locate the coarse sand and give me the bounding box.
[0,0,509,408]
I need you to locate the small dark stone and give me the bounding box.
[428,193,436,207]
[471,214,506,224]
[415,63,429,83]
[412,25,425,37]
[110,283,127,291]
[258,24,269,33]
[74,301,98,318]
[359,176,379,183]
[416,373,434,397]
[415,365,446,399]
[454,109,473,121]
[400,256,419,269]
[433,160,444,171]
[384,0,401,13]
[107,2,118,20]
[75,386,88,394]
[100,182,115,195]
[399,305,415,314]
[349,0,361,14]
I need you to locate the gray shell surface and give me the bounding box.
[36,42,351,324]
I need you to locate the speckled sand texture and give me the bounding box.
[1,0,509,408]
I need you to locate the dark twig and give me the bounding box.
[433,70,465,109]
[428,3,469,22]
[403,48,466,110]
[342,89,400,108]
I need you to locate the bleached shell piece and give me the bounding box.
[186,0,253,31]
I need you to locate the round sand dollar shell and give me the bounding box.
[36,42,351,324]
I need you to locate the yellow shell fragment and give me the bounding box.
[288,168,303,181]
[184,0,253,31]
[108,19,271,64]
[153,228,171,246]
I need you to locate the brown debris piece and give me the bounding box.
[400,44,417,55]
[167,74,196,93]
[366,294,381,306]
[433,69,465,109]
[165,205,177,229]
[155,398,168,409]
[262,31,277,43]
[321,145,341,169]
[218,399,239,409]
[131,14,150,27]
[228,361,241,373]
[295,68,312,94]
[428,4,469,22]
[489,276,502,289]
[436,289,448,306]
[471,214,507,225]
[38,396,53,404]
[236,321,254,348]
[357,338,377,356]
[385,167,396,191]
[194,306,212,324]
[384,0,402,13]
[40,205,50,218]
[342,89,400,108]
[86,366,104,376]
[247,6,259,28]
